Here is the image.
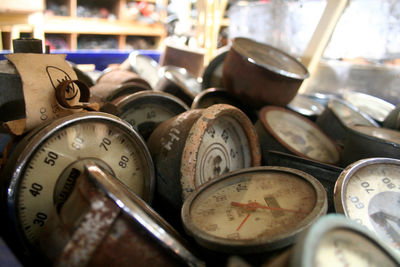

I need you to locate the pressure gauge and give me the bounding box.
[107,91,189,140]
[181,166,327,254]
[2,112,155,254]
[191,88,257,123]
[334,158,400,251]
[147,104,261,214]
[287,94,325,121]
[41,162,204,267]
[316,98,379,142]
[128,53,160,89]
[291,214,400,267]
[155,66,202,106]
[255,106,340,165]
[201,47,228,90]
[342,91,395,124]
[341,125,400,166]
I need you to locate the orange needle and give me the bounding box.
[231,201,305,214]
[236,213,251,231]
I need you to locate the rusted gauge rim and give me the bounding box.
[259,106,340,164]
[334,157,400,214]
[342,91,395,123]
[191,88,238,109]
[180,104,261,198]
[290,214,400,267]
[159,66,202,98]
[231,37,309,80]
[327,98,379,127]
[181,166,327,254]
[84,163,205,267]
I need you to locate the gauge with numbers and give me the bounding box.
[181,166,327,254]
[255,106,340,165]
[1,112,155,253]
[291,214,400,267]
[109,91,189,140]
[334,158,400,251]
[147,104,261,215]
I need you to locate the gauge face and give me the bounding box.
[7,113,154,247]
[232,37,308,79]
[287,94,325,117]
[132,55,160,89]
[335,159,400,250]
[342,91,395,123]
[165,68,202,96]
[351,125,400,145]
[195,116,251,186]
[264,108,339,164]
[314,229,397,267]
[182,167,327,253]
[329,99,378,127]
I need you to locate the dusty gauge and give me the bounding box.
[342,91,395,124]
[147,104,261,215]
[127,53,160,89]
[155,66,202,106]
[40,162,204,267]
[191,88,257,122]
[181,166,327,254]
[255,106,340,165]
[316,98,379,142]
[334,158,400,251]
[341,125,400,166]
[105,91,189,140]
[266,150,343,213]
[291,214,400,267]
[287,94,325,121]
[201,47,228,90]
[1,112,155,256]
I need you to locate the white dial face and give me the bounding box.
[342,163,400,250]
[314,229,397,267]
[265,110,339,164]
[17,120,150,246]
[195,116,251,186]
[190,171,316,240]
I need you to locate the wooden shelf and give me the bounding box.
[44,16,166,36]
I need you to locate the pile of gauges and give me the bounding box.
[1,37,400,267]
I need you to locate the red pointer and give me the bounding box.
[231,201,305,214]
[236,213,251,231]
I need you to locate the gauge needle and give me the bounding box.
[236,213,251,231]
[231,201,305,213]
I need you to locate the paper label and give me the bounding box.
[5,54,81,135]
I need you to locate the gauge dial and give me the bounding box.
[342,91,395,123]
[182,166,327,253]
[351,125,400,145]
[334,158,400,250]
[315,229,397,267]
[180,104,260,199]
[259,106,339,164]
[112,91,189,140]
[195,115,251,186]
[328,98,379,127]
[3,112,154,248]
[290,214,400,267]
